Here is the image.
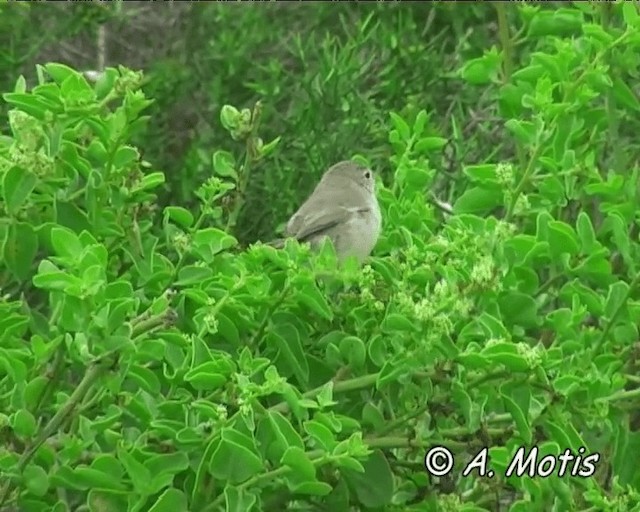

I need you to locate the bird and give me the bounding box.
[270,160,382,264]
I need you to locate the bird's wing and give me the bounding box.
[288,205,370,242]
[286,181,371,240]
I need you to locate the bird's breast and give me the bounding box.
[339,199,381,261]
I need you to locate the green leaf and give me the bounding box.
[608,213,633,270]
[3,222,38,281]
[93,68,119,101]
[217,312,240,346]
[463,164,498,184]
[259,136,281,158]
[296,279,333,320]
[508,501,533,512]
[87,490,129,511]
[456,352,491,370]
[33,81,63,103]
[437,334,461,359]
[164,206,194,229]
[220,104,240,131]
[267,323,309,386]
[304,420,336,451]
[3,166,37,215]
[412,110,429,137]
[117,445,152,494]
[339,336,366,368]
[414,136,447,153]
[281,446,316,481]
[126,366,162,395]
[148,488,188,512]
[481,343,531,372]
[537,176,565,205]
[260,411,306,464]
[51,226,83,261]
[399,166,431,190]
[184,362,228,391]
[612,76,640,112]
[134,172,166,192]
[488,446,510,475]
[502,393,532,444]
[12,409,37,437]
[24,377,48,410]
[334,456,365,473]
[542,420,574,453]
[612,425,640,486]
[576,211,597,253]
[376,358,408,389]
[175,265,213,286]
[553,374,581,397]
[451,382,474,430]
[209,428,264,484]
[453,186,504,215]
[623,1,640,28]
[381,313,419,333]
[60,73,95,103]
[503,235,537,265]
[546,220,580,259]
[84,137,109,168]
[361,402,385,430]
[113,146,139,168]
[2,93,54,119]
[342,450,394,508]
[14,75,27,93]
[498,291,539,328]
[505,119,537,145]
[56,201,92,234]
[191,228,237,262]
[582,23,615,45]
[212,150,238,180]
[604,281,629,320]
[527,8,583,37]
[0,349,28,383]
[478,312,510,338]
[23,464,49,497]
[51,466,126,492]
[290,481,333,496]
[459,48,500,85]
[146,452,190,478]
[33,261,82,292]
[389,112,411,142]
[45,63,78,84]
[223,485,258,512]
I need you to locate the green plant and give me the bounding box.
[3,2,640,512]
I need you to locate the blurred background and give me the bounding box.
[0,2,551,245]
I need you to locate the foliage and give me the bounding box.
[2,3,640,512]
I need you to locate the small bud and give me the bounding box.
[220,104,240,132]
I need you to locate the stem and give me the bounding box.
[598,386,640,404]
[494,4,514,82]
[593,273,640,353]
[0,362,108,507]
[268,373,380,414]
[504,142,543,222]
[225,101,263,234]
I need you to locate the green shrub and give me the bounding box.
[2,3,640,512]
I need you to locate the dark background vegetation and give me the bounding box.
[1,2,503,244]
[3,2,640,511]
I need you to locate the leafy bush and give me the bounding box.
[2,3,640,512]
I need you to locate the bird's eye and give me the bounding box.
[364,170,372,179]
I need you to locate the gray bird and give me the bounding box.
[270,160,382,263]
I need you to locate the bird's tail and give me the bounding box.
[265,238,286,249]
